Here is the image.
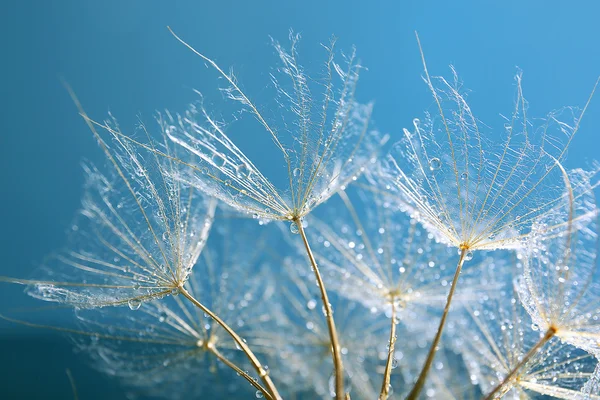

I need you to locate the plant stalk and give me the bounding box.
[379,299,397,400]
[296,220,345,400]
[483,327,556,400]
[209,346,274,400]
[180,286,282,400]
[406,248,468,400]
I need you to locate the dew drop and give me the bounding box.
[158,312,167,323]
[464,251,473,261]
[128,299,142,310]
[211,153,226,167]
[461,172,468,180]
[391,358,399,369]
[290,223,299,234]
[293,168,301,177]
[235,163,248,178]
[306,299,317,310]
[255,391,264,398]
[429,158,441,171]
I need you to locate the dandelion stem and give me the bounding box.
[209,346,274,400]
[66,369,78,400]
[483,327,556,400]
[296,220,345,400]
[406,248,468,400]
[179,286,282,400]
[379,299,397,400]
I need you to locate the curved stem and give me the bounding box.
[210,346,274,400]
[379,299,397,400]
[483,327,556,400]
[296,220,345,400]
[406,248,468,400]
[66,369,79,400]
[179,286,282,400]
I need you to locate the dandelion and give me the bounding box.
[5,27,600,400]
[3,102,216,309]
[454,280,599,399]
[516,167,600,363]
[376,33,599,398]
[164,29,385,225]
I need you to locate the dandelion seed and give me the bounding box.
[3,102,216,309]
[453,280,598,399]
[381,67,598,253]
[517,166,600,358]
[159,30,386,225]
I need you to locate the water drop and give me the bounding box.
[461,172,468,180]
[211,153,226,167]
[307,299,317,310]
[293,168,301,177]
[464,251,473,261]
[235,163,248,178]
[255,391,264,398]
[290,223,299,234]
[429,158,441,171]
[158,311,168,323]
[391,358,399,369]
[128,299,142,310]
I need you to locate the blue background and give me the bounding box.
[1,1,599,398]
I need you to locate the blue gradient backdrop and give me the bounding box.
[1,1,599,399]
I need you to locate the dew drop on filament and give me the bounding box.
[128,299,142,310]
[429,158,441,171]
[290,223,299,234]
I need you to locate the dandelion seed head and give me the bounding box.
[162,33,387,224]
[68,216,279,399]
[378,64,598,253]
[451,277,597,398]
[23,117,217,310]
